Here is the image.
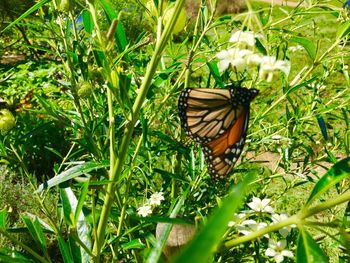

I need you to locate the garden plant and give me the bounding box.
[0,0,350,262]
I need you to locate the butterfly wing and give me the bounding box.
[178,88,244,144]
[178,87,258,179]
[202,109,249,179]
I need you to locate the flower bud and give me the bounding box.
[0,109,15,134]
[77,81,93,98]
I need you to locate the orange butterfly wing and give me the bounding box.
[178,87,258,179]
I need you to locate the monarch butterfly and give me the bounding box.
[178,85,258,179]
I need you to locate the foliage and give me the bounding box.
[0,0,349,262]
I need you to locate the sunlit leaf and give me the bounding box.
[1,0,50,33]
[172,173,255,263]
[36,161,109,192]
[82,10,94,34]
[60,188,92,262]
[291,36,317,60]
[297,227,328,262]
[0,210,7,229]
[306,158,350,205]
[121,239,147,249]
[337,20,350,39]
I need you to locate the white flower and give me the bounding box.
[265,239,294,263]
[246,53,263,66]
[237,219,268,237]
[216,48,253,72]
[258,56,291,82]
[229,31,256,48]
[248,197,274,213]
[137,205,152,217]
[228,213,246,227]
[149,192,164,206]
[271,213,295,238]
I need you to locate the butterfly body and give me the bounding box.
[178,86,258,179]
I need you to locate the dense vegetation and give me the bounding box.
[0,0,349,262]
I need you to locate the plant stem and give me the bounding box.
[92,0,185,260]
[224,190,350,249]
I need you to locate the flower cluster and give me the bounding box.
[137,192,165,217]
[216,31,291,82]
[228,196,295,262]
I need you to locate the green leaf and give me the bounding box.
[75,181,89,222]
[0,248,34,263]
[290,36,317,60]
[0,210,7,229]
[306,158,350,205]
[146,188,189,263]
[22,216,48,256]
[60,188,92,262]
[57,235,74,263]
[297,227,328,262]
[286,76,318,95]
[60,188,75,226]
[121,239,147,250]
[82,10,94,34]
[337,19,350,39]
[1,0,50,33]
[115,21,128,52]
[36,160,109,192]
[172,173,255,263]
[206,62,224,88]
[255,38,267,55]
[100,0,117,20]
[24,213,54,233]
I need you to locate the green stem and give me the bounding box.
[92,0,185,260]
[224,190,350,249]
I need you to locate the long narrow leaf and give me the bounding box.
[297,227,328,262]
[1,0,50,33]
[57,235,74,263]
[0,210,7,229]
[172,173,255,263]
[36,161,109,192]
[146,188,189,263]
[22,216,48,256]
[61,188,92,262]
[306,158,350,205]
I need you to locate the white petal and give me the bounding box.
[265,248,276,257]
[218,60,230,72]
[216,50,229,59]
[264,205,274,213]
[230,58,247,70]
[274,254,284,263]
[261,198,271,206]
[275,60,291,75]
[281,250,294,257]
[278,239,287,249]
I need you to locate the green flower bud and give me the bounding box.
[59,0,74,12]
[77,81,93,98]
[0,109,15,134]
